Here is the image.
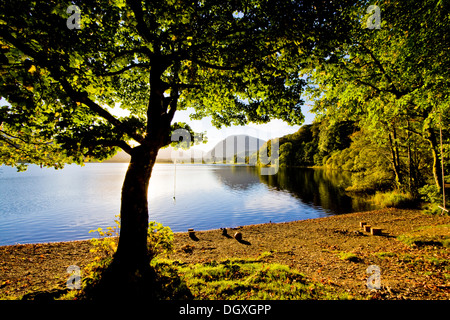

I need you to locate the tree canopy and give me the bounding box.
[304,0,449,193]
[0,0,354,170]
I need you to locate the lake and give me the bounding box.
[0,163,376,246]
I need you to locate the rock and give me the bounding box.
[234,232,243,241]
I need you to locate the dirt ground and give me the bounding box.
[1,208,449,300]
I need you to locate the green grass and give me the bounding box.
[374,251,396,259]
[152,258,353,300]
[397,224,450,248]
[337,251,360,262]
[371,190,416,209]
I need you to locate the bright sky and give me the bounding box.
[172,104,316,152]
[1,97,316,152]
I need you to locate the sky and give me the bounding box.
[171,104,316,152]
[1,97,316,153]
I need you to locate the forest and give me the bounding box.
[272,118,448,211]
[267,0,449,213]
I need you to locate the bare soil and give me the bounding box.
[1,208,449,300]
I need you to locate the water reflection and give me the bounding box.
[0,163,377,245]
[214,166,376,214]
[211,165,261,190]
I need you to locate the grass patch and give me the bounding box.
[337,251,360,262]
[154,258,352,300]
[396,252,450,279]
[374,251,396,259]
[371,190,416,209]
[397,224,450,248]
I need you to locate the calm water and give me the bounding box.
[0,163,376,245]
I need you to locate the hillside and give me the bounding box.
[102,146,204,163]
[101,135,264,164]
[204,135,265,163]
[273,121,355,167]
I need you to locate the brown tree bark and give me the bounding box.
[114,145,157,273]
[90,144,160,301]
[93,56,174,300]
[426,127,444,190]
[388,131,402,189]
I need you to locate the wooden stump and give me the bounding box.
[234,232,242,241]
[364,225,371,232]
[371,228,382,236]
[360,221,367,228]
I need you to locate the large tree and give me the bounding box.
[305,0,450,192]
[0,0,354,297]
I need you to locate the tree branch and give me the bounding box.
[0,129,50,146]
[58,79,145,144]
[96,62,150,77]
[91,139,134,155]
[355,79,383,93]
[357,42,404,98]
[126,0,158,46]
[0,27,146,145]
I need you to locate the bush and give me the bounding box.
[147,221,174,259]
[78,218,174,297]
[422,203,447,215]
[418,184,442,204]
[371,190,416,208]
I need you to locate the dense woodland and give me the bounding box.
[259,0,450,209]
[271,120,449,201]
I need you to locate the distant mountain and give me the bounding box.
[103,145,204,163]
[101,134,264,164]
[156,145,204,163]
[204,135,266,163]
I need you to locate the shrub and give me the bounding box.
[371,190,416,208]
[79,218,174,296]
[423,203,445,215]
[418,184,442,204]
[147,221,174,259]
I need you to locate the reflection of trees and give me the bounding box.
[212,165,261,190]
[211,165,377,213]
[258,167,376,214]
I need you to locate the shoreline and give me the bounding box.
[1,208,449,300]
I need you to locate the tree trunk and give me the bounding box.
[426,127,444,190]
[406,121,415,194]
[388,132,402,189]
[93,144,159,300]
[90,56,172,300]
[116,145,157,270]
